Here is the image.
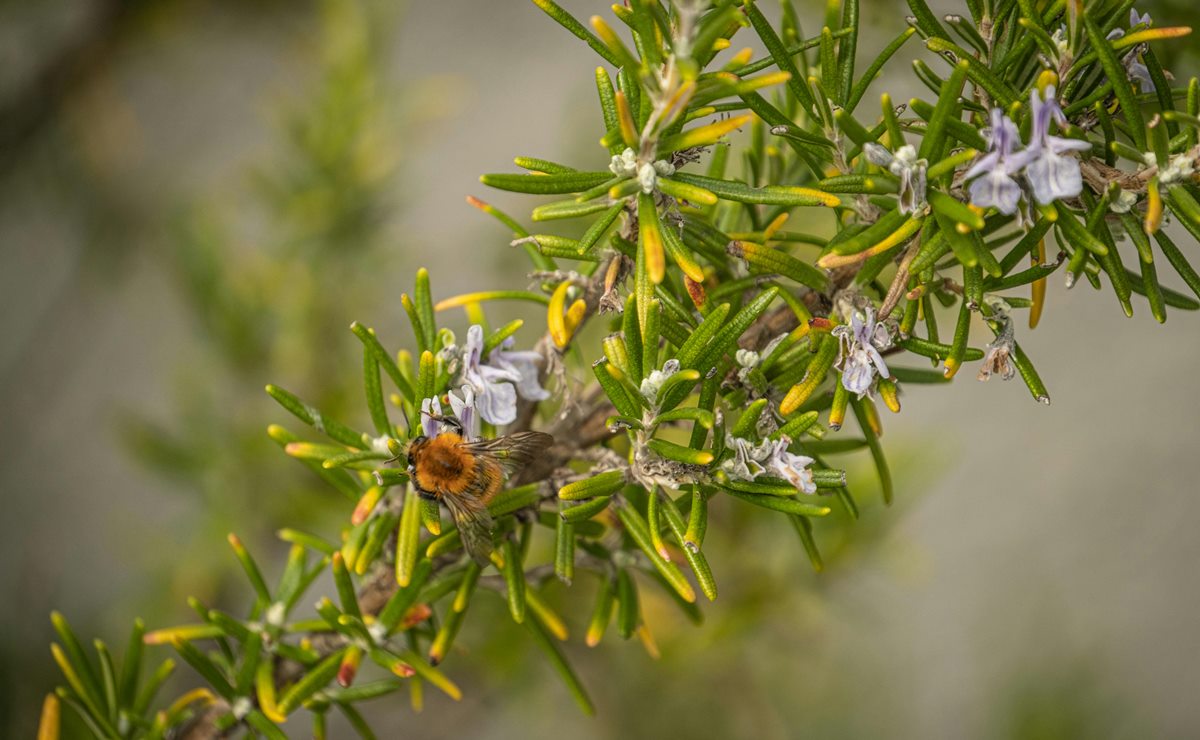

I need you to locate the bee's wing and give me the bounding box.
[442,491,495,566]
[464,431,555,475]
[446,432,551,565]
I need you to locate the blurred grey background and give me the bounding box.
[2,0,1198,737]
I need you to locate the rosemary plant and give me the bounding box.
[42,1,1200,737]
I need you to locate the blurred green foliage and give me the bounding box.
[120,0,402,602]
[1,0,407,735]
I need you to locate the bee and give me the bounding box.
[407,415,553,565]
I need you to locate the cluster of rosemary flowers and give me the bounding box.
[966,88,1092,215]
[444,324,550,432]
[42,1,1200,738]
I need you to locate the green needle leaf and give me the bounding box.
[647,438,714,466]
[721,488,832,516]
[1083,14,1147,150]
[561,495,613,523]
[616,502,696,603]
[730,240,831,291]
[266,385,366,449]
[743,0,816,113]
[847,27,916,112]
[170,638,236,699]
[395,488,423,587]
[660,493,717,601]
[499,539,527,624]
[789,514,824,572]
[615,567,640,639]
[118,618,145,709]
[278,649,346,715]
[906,0,950,40]
[351,323,416,404]
[555,509,575,584]
[560,470,628,501]
[531,0,622,67]
[525,616,594,716]
[480,171,614,195]
[850,397,892,505]
[670,171,840,207]
[918,59,968,160]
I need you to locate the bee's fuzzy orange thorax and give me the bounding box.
[411,433,476,496]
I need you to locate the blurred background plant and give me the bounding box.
[4,0,1200,738]
[2,0,419,733]
[119,0,401,603]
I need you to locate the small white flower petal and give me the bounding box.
[1110,189,1139,213]
[863,142,894,167]
[866,345,890,379]
[464,325,485,368]
[638,162,658,194]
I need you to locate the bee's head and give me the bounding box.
[406,435,429,470]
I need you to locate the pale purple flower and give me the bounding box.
[1127,59,1154,93]
[1106,9,1151,41]
[448,387,480,439]
[722,435,817,494]
[864,143,927,214]
[965,108,1031,215]
[420,396,449,437]
[831,306,892,399]
[1024,86,1091,206]
[420,389,480,439]
[1123,8,1157,93]
[1106,10,1155,93]
[419,396,440,437]
[968,89,1092,213]
[459,324,547,426]
[490,337,551,403]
